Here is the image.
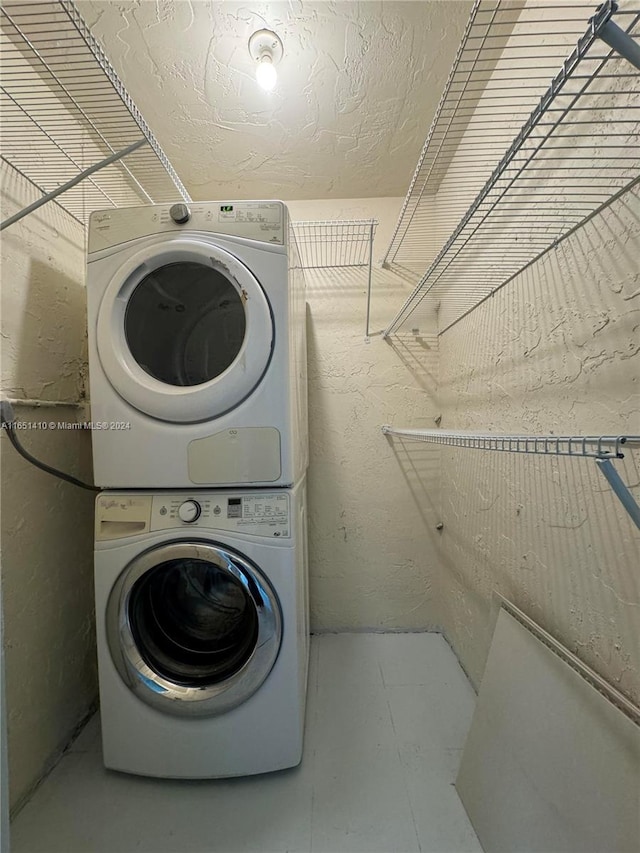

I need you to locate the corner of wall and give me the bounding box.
[1,162,97,811]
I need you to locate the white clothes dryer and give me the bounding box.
[86,201,307,488]
[94,479,309,778]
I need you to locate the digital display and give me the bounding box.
[227,497,242,519]
[220,205,233,212]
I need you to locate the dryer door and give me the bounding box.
[106,541,282,716]
[96,238,274,423]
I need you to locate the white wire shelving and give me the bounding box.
[0,0,190,229]
[381,427,637,458]
[291,219,378,339]
[381,426,640,529]
[381,0,640,337]
[292,220,378,271]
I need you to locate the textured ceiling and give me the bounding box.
[80,1,472,201]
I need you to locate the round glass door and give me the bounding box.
[96,238,274,423]
[107,542,282,716]
[124,262,246,388]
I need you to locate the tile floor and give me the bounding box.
[11,633,482,853]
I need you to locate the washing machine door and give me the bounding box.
[107,541,282,716]
[96,238,274,423]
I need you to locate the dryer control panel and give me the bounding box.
[88,201,286,253]
[95,492,290,541]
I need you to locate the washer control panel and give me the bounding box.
[96,492,291,540]
[151,493,290,538]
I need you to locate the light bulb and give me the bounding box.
[256,56,277,91]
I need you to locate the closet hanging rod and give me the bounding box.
[0,138,146,231]
[595,459,640,529]
[599,16,640,68]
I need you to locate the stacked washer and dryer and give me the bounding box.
[86,200,309,778]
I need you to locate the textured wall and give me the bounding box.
[287,198,444,630]
[432,185,640,704]
[1,164,97,811]
[80,0,472,200]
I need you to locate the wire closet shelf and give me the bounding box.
[381,426,640,529]
[291,218,378,339]
[382,0,640,338]
[1,0,190,228]
[380,427,639,459]
[292,219,378,270]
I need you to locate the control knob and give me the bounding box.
[169,203,191,224]
[178,500,201,523]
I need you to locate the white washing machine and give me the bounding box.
[94,479,309,778]
[86,200,307,488]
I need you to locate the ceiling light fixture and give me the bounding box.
[248,29,283,92]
